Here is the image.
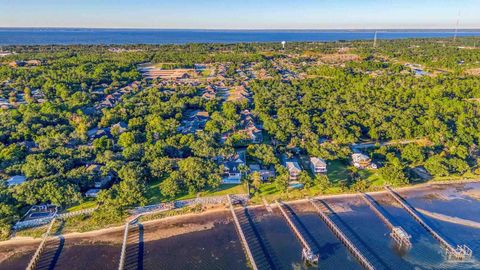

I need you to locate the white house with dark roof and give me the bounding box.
[222,161,243,184]
[221,150,246,184]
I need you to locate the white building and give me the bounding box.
[310,157,327,174]
[221,150,246,184]
[286,161,302,180]
[352,153,374,169]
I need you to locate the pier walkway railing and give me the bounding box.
[14,206,98,231]
[384,186,472,260]
[275,201,319,265]
[228,195,259,270]
[309,199,376,270]
[360,193,411,248]
[131,194,249,216]
[118,214,142,270]
[26,217,57,270]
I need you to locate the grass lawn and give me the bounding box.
[358,169,386,187]
[252,180,346,204]
[431,171,478,181]
[198,184,247,197]
[145,178,196,204]
[145,179,247,205]
[327,159,350,184]
[65,199,97,212]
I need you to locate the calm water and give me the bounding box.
[1,29,480,45]
[1,183,480,270]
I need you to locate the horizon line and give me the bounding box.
[1,27,480,32]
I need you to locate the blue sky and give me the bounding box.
[0,0,479,29]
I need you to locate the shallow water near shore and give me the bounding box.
[1,183,480,270]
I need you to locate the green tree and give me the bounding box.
[21,154,54,178]
[401,144,425,164]
[116,163,147,207]
[314,174,331,193]
[160,172,181,198]
[424,155,449,177]
[298,171,313,188]
[274,172,289,193]
[250,171,262,191]
[118,132,136,148]
[379,165,408,186]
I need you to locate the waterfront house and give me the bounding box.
[222,161,243,184]
[286,161,302,180]
[221,150,247,184]
[310,157,327,174]
[249,164,275,181]
[352,153,372,169]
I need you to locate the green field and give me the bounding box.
[145,179,247,205]
[326,159,350,184]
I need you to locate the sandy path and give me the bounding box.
[417,208,480,229]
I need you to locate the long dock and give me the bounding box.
[118,221,132,270]
[275,201,319,265]
[385,186,472,260]
[228,195,260,270]
[118,215,141,270]
[360,193,411,248]
[309,199,376,270]
[26,217,57,270]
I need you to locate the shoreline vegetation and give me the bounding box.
[4,178,479,244]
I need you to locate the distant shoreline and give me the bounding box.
[1,27,480,32]
[1,29,479,46]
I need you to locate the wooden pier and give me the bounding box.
[309,199,376,270]
[385,186,473,260]
[228,195,261,270]
[118,215,141,270]
[262,197,273,214]
[26,217,57,270]
[275,201,319,265]
[360,193,411,249]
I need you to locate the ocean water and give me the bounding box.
[0,29,480,45]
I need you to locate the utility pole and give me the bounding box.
[373,31,378,48]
